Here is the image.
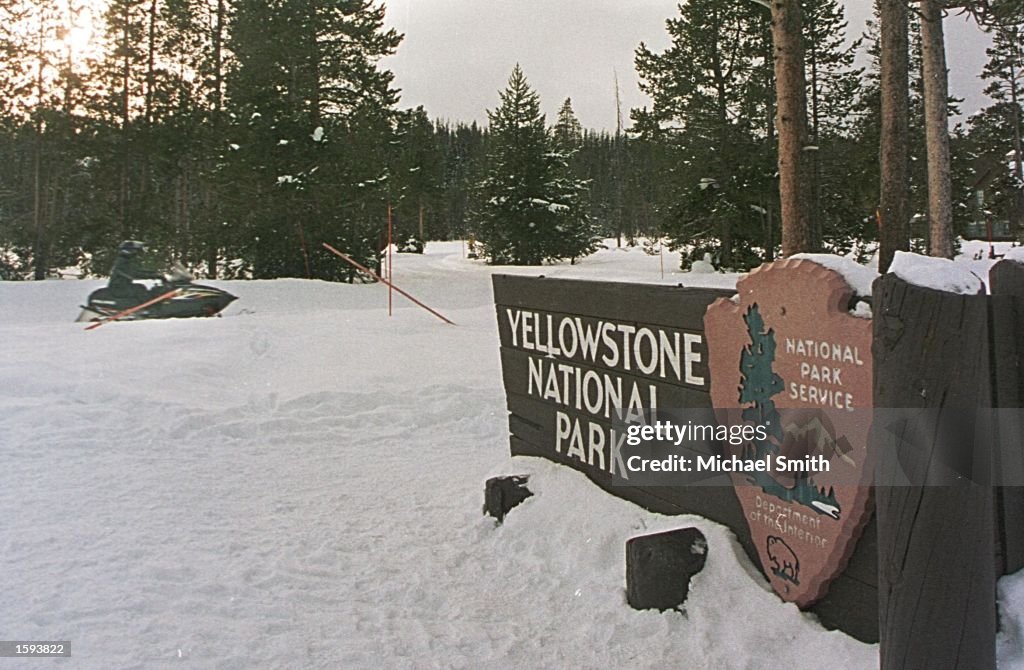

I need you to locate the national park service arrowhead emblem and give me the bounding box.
[704,258,874,607]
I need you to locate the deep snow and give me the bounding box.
[1,240,1023,669]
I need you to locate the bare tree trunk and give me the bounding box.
[920,0,954,258]
[764,35,777,258]
[709,8,735,264]
[771,0,814,257]
[119,0,131,236]
[310,3,321,127]
[47,170,62,274]
[182,169,190,258]
[879,0,911,273]
[206,0,226,279]
[214,0,224,115]
[33,19,46,280]
[145,0,157,126]
[808,35,823,249]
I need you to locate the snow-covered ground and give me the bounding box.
[1,240,1023,668]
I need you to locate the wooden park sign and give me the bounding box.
[492,275,730,489]
[704,258,874,607]
[493,266,880,641]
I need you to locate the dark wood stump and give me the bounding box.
[483,475,532,523]
[873,273,996,670]
[626,527,707,611]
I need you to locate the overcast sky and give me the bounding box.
[381,0,993,132]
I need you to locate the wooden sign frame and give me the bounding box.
[493,273,880,641]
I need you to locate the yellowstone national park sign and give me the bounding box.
[704,259,874,607]
[493,267,880,638]
[492,275,731,493]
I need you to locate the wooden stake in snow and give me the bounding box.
[322,242,456,326]
[84,288,181,331]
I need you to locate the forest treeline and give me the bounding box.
[0,0,1021,279]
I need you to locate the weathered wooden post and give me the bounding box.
[492,268,882,641]
[873,270,996,669]
[990,258,1024,575]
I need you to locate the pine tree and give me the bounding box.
[476,65,596,265]
[91,0,152,241]
[802,0,863,249]
[551,98,583,154]
[978,16,1024,229]
[634,0,872,266]
[854,2,960,263]
[158,0,231,273]
[0,0,93,278]
[547,98,601,261]
[390,106,444,248]
[803,0,862,139]
[436,120,487,241]
[633,0,777,268]
[225,0,402,279]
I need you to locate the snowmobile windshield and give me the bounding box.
[165,264,192,283]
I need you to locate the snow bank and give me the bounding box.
[889,251,985,295]
[4,240,1021,667]
[790,253,878,297]
[689,253,716,274]
[1000,570,1024,669]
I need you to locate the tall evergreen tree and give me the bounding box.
[389,106,444,247]
[156,0,231,273]
[0,0,93,278]
[635,0,870,266]
[476,65,596,265]
[802,0,863,248]
[92,0,152,240]
[979,16,1024,229]
[436,120,487,241]
[548,102,601,263]
[225,0,401,279]
[634,0,775,268]
[551,97,583,153]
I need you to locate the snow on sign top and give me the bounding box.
[789,253,877,297]
[889,250,985,295]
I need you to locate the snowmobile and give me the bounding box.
[76,264,237,323]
